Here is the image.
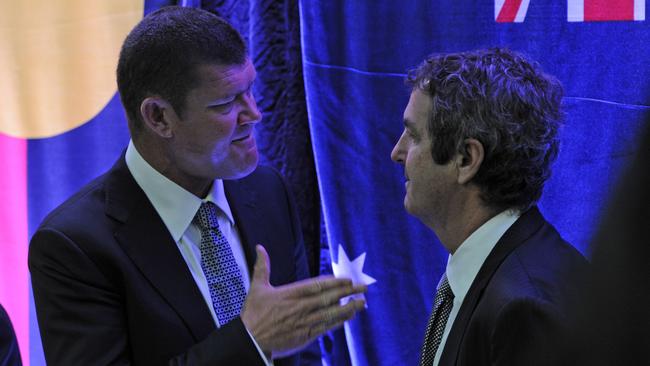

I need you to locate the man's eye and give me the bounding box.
[211,101,234,114]
[406,129,416,138]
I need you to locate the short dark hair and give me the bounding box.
[406,48,564,212]
[116,6,247,135]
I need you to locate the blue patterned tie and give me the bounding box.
[420,274,455,366]
[194,201,246,325]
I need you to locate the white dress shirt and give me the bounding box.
[125,141,272,365]
[432,210,520,366]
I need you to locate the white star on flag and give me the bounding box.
[331,244,377,305]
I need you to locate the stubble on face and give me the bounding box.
[164,60,261,197]
[397,90,458,231]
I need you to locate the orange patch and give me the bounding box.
[0,1,143,138]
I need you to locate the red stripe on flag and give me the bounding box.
[585,0,634,21]
[496,0,524,22]
[0,133,29,366]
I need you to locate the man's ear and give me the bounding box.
[456,138,484,185]
[140,97,176,138]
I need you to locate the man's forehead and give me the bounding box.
[197,59,256,81]
[409,88,432,106]
[403,89,432,125]
[191,60,256,96]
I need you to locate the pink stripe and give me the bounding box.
[0,133,29,366]
[585,0,634,21]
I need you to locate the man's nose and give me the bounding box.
[391,138,405,164]
[240,92,262,124]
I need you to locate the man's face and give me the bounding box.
[166,59,261,192]
[391,90,457,227]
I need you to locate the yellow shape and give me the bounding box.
[0,1,143,138]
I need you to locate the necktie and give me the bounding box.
[194,201,247,326]
[419,274,455,366]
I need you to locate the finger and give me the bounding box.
[303,299,366,338]
[251,244,271,285]
[309,283,368,310]
[299,296,366,329]
[277,281,365,316]
[284,276,354,297]
[310,316,348,339]
[323,298,366,324]
[351,284,368,294]
[306,317,346,341]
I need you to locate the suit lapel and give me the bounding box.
[105,157,215,341]
[438,208,545,366]
[223,178,263,274]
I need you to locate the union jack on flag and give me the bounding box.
[568,0,645,22]
[495,0,531,23]
[495,0,645,23]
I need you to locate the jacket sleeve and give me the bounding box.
[29,227,265,366]
[168,318,264,366]
[29,227,132,366]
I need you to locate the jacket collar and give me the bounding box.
[438,207,545,366]
[103,155,262,341]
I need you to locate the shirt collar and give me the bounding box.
[125,140,235,242]
[445,210,520,301]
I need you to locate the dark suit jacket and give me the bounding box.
[0,303,21,366]
[438,207,587,366]
[29,156,313,366]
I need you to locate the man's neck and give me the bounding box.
[434,203,500,255]
[133,139,212,198]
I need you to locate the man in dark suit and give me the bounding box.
[0,304,21,365]
[391,48,587,366]
[29,6,365,366]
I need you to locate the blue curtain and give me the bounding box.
[300,1,650,365]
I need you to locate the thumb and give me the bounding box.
[251,244,271,285]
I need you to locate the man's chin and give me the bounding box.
[239,161,258,178]
[243,151,259,174]
[404,197,414,215]
[404,196,424,220]
[222,153,259,180]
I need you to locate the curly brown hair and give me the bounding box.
[406,48,564,212]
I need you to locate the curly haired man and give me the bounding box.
[391,48,587,366]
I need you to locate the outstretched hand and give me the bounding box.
[241,245,366,359]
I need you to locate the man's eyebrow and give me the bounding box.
[208,78,256,106]
[228,78,256,98]
[207,95,236,106]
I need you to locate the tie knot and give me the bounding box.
[194,202,220,230]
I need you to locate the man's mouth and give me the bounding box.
[231,134,250,143]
